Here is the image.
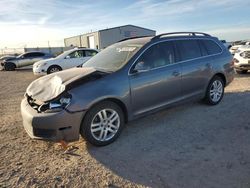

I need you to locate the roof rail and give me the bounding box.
[151,32,211,40]
[118,35,154,42]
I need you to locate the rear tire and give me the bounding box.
[4,62,16,71]
[236,70,248,74]
[204,76,224,105]
[47,65,62,74]
[80,101,125,146]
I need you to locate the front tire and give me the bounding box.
[204,76,224,105]
[4,62,16,71]
[80,101,124,146]
[47,65,62,74]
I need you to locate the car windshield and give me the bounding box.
[82,42,143,72]
[17,53,25,58]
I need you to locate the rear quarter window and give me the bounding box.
[201,40,222,55]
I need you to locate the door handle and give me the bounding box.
[172,71,180,77]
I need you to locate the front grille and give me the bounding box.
[244,51,250,59]
[26,94,49,112]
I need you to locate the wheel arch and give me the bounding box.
[4,62,16,70]
[47,64,62,74]
[212,72,226,86]
[83,97,129,124]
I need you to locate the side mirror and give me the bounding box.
[65,55,70,59]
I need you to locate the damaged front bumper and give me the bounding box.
[21,98,85,142]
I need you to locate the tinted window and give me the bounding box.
[22,53,34,58]
[176,40,202,61]
[68,50,84,58]
[85,50,98,57]
[23,52,45,58]
[32,52,45,57]
[202,40,222,55]
[134,41,175,70]
[198,40,208,56]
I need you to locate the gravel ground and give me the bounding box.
[0,69,250,188]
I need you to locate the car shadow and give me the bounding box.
[235,71,250,78]
[86,91,250,187]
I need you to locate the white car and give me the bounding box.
[230,41,250,55]
[233,45,250,74]
[33,48,98,75]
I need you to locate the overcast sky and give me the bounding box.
[0,0,250,48]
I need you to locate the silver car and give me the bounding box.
[21,32,234,146]
[3,51,53,71]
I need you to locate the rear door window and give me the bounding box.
[32,52,45,57]
[198,40,208,56]
[201,40,222,55]
[175,40,202,61]
[23,53,35,58]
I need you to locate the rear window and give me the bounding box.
[201,40,222,55]
[175,40,202,61]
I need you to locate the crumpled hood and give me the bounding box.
[26,67,97,102]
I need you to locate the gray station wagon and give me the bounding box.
[21,32,234,146]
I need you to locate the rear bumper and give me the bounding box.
[21,98,85,142]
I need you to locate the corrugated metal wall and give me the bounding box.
[99,25,156,49]
[64,25,156,49]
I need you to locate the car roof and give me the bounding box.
[24,51,46,54]
[66,48,98,53]
[119,32,217,46]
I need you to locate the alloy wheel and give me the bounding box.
[210,80,223,103]
[90,109,120,141]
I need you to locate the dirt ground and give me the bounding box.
[0,69,250,188]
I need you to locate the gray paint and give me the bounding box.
[21,35,234,142]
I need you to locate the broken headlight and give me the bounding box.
[43,94,72,113]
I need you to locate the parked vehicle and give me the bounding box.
[33,48,98,75]
[0,55,17,61]
[233,45,250,74]
[2,51,54,71]
[21,32,234,146]
[229,41,250,55]
[0,55,17,70]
